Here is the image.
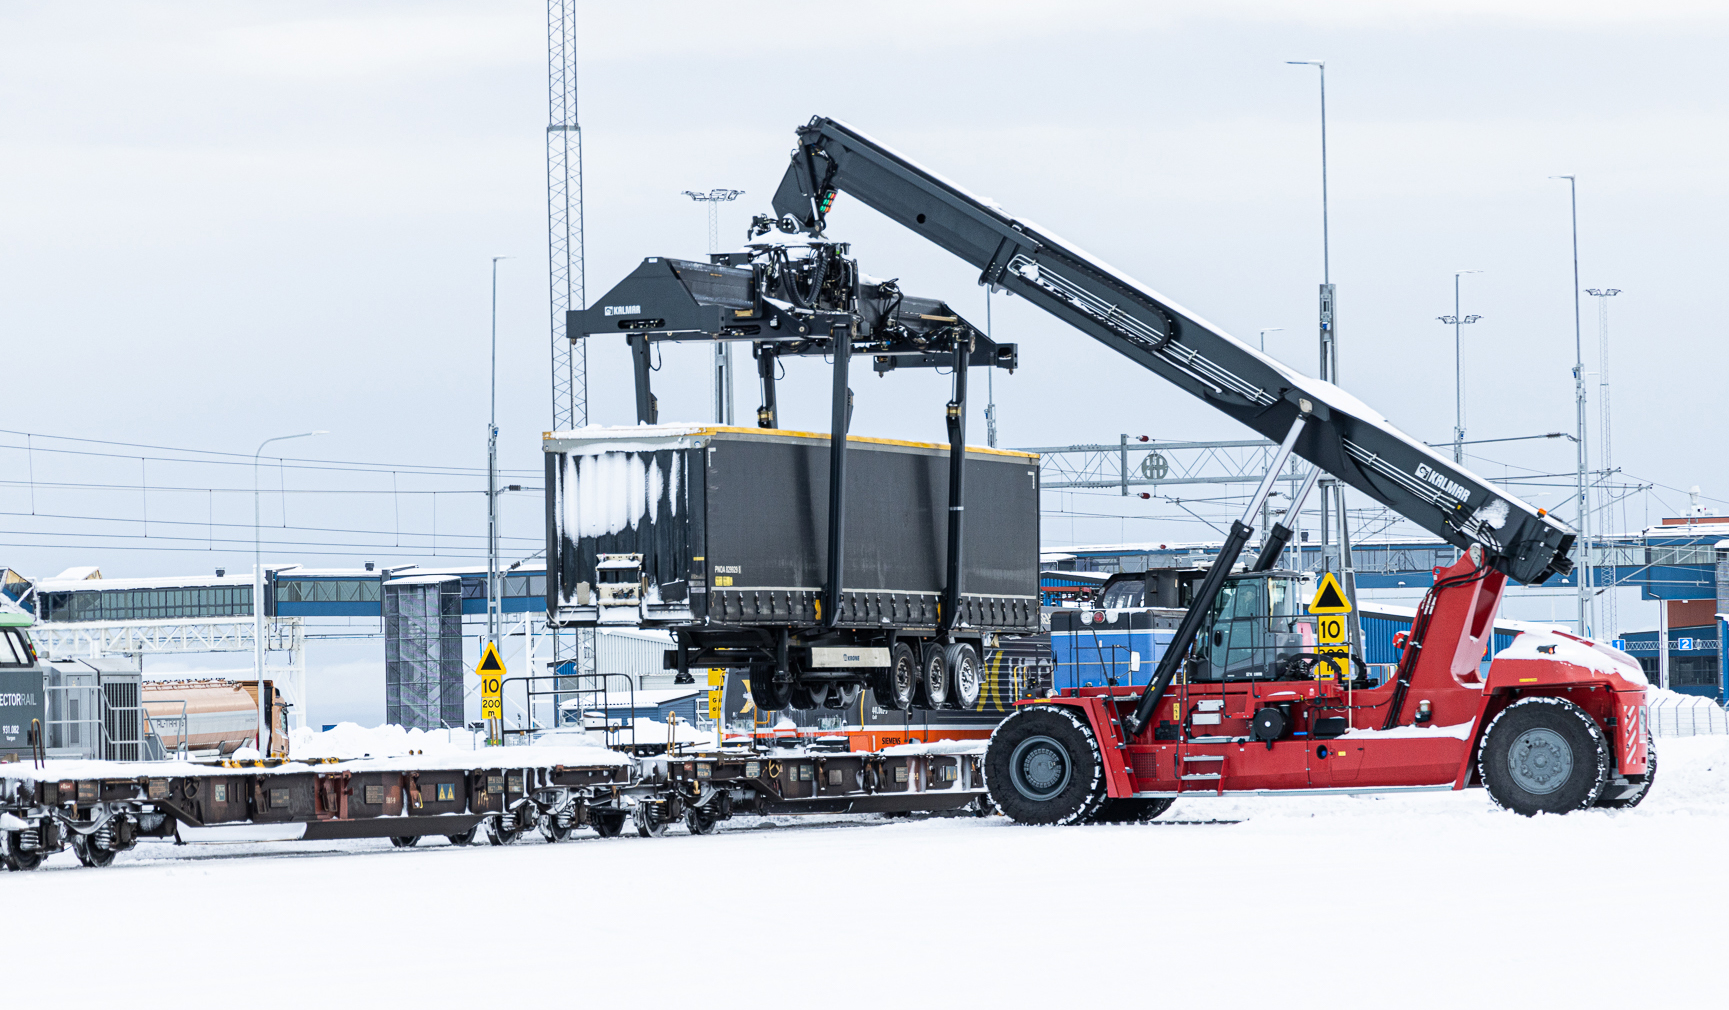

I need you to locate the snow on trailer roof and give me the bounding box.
[544,422,1038,460]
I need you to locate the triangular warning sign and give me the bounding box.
[476,641,506,675]
[1309,572,1353,614]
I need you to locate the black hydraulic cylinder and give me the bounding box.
[1252,523,1294,572]
[938,335,969,635]
[823,326,853,628]
[629,334,658,425]
[1124,519,1255,738]
[756,344,778,428]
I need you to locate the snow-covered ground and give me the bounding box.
[7,737,1728,1008]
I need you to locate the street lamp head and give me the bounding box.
[1286,59,1325,66]
[1437,316,1457,324]
[1585,288,1621,297]
[683,188,745,203]
[1550,174,1575,181]
[1462,315,1482,324]
[1455,269,1483,277]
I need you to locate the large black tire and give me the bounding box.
[919,647,949,710]
[1088,798,1175,824]
[1595,734,1657,809]
[789,681,829,710]
[876,643,919,711]
[946,643,982,711]
[1479,696,1611,815]
[748,664,793,711]
[984,705,1107,825]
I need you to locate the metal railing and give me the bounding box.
[504,671,640,751]
[1649,701,1729,738]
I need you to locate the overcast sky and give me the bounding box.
[3,1,1723,720]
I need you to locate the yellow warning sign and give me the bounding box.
[1317,615,1348,644]
[1308,572,1353,614]
[476,642,505,721]
[707,668,724,721]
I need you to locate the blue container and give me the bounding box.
[1050,609,1176,691]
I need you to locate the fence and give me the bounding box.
[1648,700,1729,738]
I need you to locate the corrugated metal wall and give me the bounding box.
[593,630,673,679]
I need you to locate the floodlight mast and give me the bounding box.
[683,188,746,424]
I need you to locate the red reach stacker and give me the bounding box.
[765,117,1652,819]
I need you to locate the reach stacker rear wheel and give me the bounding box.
[985,705,1106,825]
[1479,696,1611,815]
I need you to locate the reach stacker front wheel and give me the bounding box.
[985,706,1106,825]
[1479,696,1611,815]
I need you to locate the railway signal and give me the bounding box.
[477,642,505,746]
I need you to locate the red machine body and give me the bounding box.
[1026,553,1648,800]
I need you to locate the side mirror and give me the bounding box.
[1212,630,1224,647]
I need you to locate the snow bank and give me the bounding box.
[289,722,484,760]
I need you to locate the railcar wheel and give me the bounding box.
[876,643,919,711]
[1479,697,1611,816]
[633,802,669,838]
[488,812,525,846]
[748,665,793,711]
[1595,734,1658,809]
[3,833,44,871]
[919,648,949,710]
[686,807,719,835]
[592,811,627,838]
[539,815,572,842]
[445,826,480,846]
[72,834,118,868]
[946,644,982,711]
[984,705,1106,825]
[1088,798,1175,824]
[388,835,421,848]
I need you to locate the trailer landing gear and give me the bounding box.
[984,706,1105,825]
[1479,697,1612,816]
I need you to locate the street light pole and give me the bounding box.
[1436,270,1483,465]
[682,188,745,425]
[488,256,511,658]
[1586,286,1621,637]
[1552,175,1590,636]
[254,429,326,755]
[1288,56,1359,649]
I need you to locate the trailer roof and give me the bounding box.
[544,423,1038,460]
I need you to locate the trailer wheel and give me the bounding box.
[790,681,829,710]
[984,705,1106,825]
[1595,734,1657,809]
[919,648,949,709]
[592,811,627,838]
[747,665,793,711]
[946,644,982,711]
[1088,798,1175,824]
[1479,696,1611,816]
[445,826,480,846]
[876,644,919,711]
[388,835,421,848]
